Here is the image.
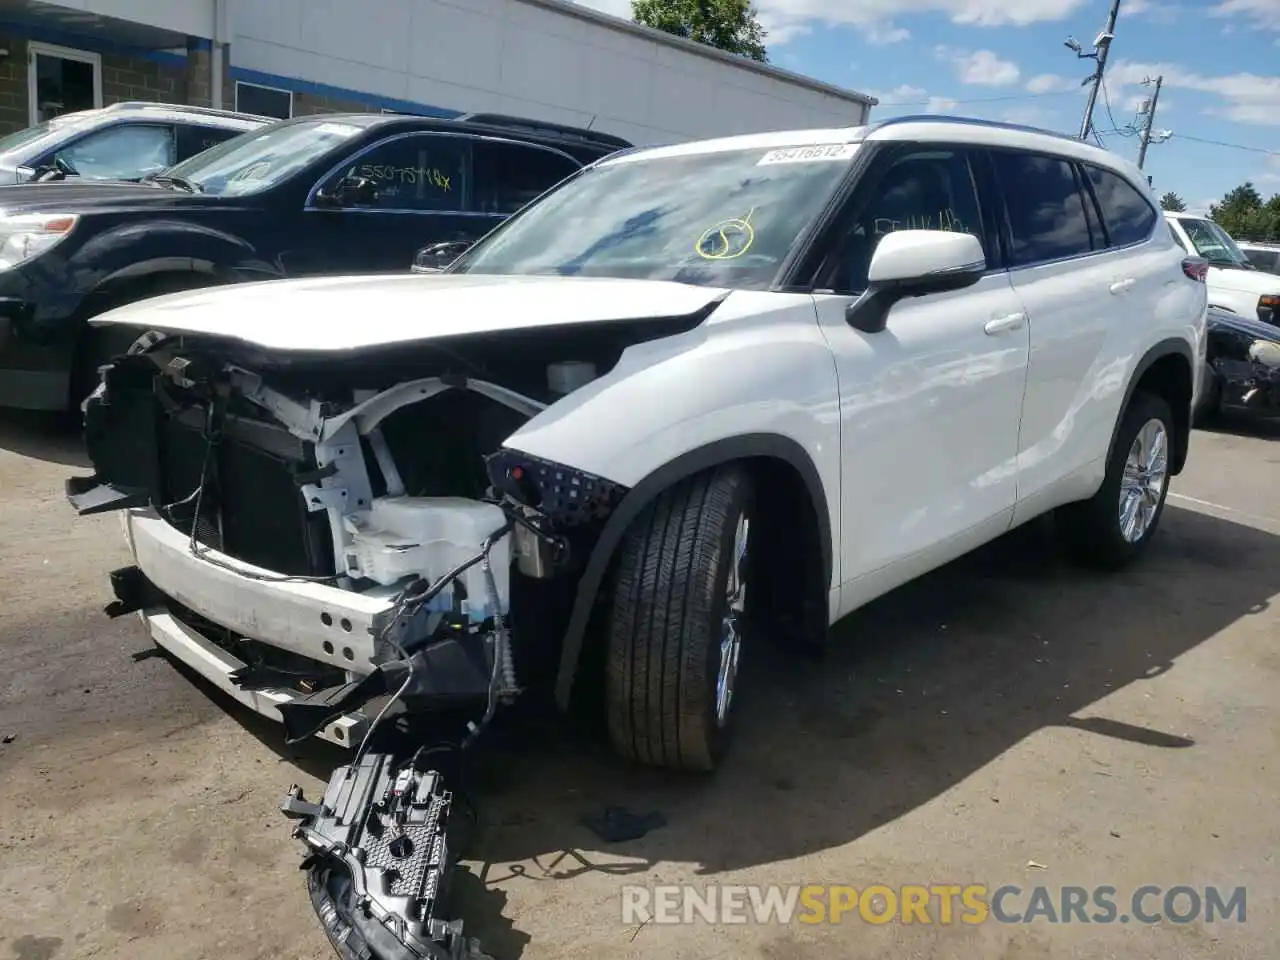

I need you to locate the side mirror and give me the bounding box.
[412,240,472,274]
[846,230,987,334]
[315,175,378,209]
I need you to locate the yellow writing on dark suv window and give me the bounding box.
[357,164,452,192]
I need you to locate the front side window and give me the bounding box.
[1177,217,1253,268]
[319,134,467,212]
[452,144,857,289]
[992,151,1096,266]
[48,123,175,180]
[1246,249,1279,272]
[835,148,985,292]
[162,118,367,196]
[471,140,580,215]
[174,124,246,162]
[1085,164,1157,247]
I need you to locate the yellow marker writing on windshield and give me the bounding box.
[695,207,756,261]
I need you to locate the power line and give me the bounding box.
[1164,132,1280,157]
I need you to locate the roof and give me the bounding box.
[514,0,876,109]
[309,111,632,151]
[601,115,1152,185]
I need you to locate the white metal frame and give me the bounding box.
[27,41,103,126]
[234,80,294,120]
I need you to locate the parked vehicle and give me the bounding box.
[0,111,630,411]
[67,116,1206,786]
[1165,212,1280,324]
[1237,240,1280,276]
[1195,305,1280,424]
[0,101,269,184]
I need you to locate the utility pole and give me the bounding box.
[1136,75,1163,169]
[1064,0,1123,141]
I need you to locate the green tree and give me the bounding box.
[631,0,768,62]
[1159,191,1186,212]
[1208,181,1277,241]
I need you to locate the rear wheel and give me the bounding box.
[604,464,753,772]
[1057,390,1173,569]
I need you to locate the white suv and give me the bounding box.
[68,117,1208,772]
[1166,211,1280,324]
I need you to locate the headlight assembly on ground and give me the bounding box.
[620,883,1248,926]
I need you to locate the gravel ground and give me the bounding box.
[0,411,1276,960]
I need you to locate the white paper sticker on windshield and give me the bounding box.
[757,143,858,166]
[314,122,362,137]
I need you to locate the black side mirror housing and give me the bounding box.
[412,240,472,273]
[315,175,378,209]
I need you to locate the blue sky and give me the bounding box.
[582,0,1280,213]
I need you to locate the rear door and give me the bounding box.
[989,149,1162,522]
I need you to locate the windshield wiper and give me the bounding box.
[147,174,202,194]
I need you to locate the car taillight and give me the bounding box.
[1182,257,1208,282]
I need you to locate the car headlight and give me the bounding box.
[0,212,79,270]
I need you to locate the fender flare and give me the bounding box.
[1107,337,1195,476]
[552,432,832,710]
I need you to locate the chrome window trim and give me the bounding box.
[303,130,582,214]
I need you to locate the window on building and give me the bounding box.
[47,123,175,180]
[321,133,467,212]
[837,148,985,292]
[470,141,580,216]
[1084,164,1157,247]
[235,81,293,120]
[991,152,1096,266]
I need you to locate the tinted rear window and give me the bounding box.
[991,151,1096,266]
[1085,164,1157,247]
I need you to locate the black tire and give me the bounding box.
[604,464,753,772]
[69,274,212,409]
[1057,390,1174,569]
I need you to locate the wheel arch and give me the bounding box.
[1108,338,1195,477]
[553,433,832,710]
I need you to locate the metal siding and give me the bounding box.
[226,0,871,143]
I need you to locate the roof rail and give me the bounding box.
[104,100,274,123]
[868,114,1085,145]
[453,112,632,149]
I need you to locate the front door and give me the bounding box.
[28,42,102,125]
[808,145,1029,616]
[300,131,495,275]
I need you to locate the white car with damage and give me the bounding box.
[67,116,1209,772]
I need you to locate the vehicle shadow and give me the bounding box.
[1196,413,1280,441]
[0,410,87,467]
[184,504,1279,958]
[442,505,1278,954]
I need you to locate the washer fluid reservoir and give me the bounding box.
[347,497,511,622]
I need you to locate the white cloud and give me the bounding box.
[865,84,930,106]
[863,21,911,43]
[1108,61,1280,127]
[938,47,1021,86]
[1212,0,1280,33]
[1026,73,1080,94]
[573,0,1089,49]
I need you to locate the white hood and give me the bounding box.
[91,273,730,352]
[1208,265,1280,296]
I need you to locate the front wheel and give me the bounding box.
[604,464,753,772]
[1057,390,1174,569]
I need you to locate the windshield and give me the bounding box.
[0,121,60,156]
[1178,217,1253,267]
[452,143,858,289]
[161,118,367,196]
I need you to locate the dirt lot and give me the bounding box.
[1,411,1277,960]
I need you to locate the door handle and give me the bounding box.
[984,312,1026,335]
[1109,277,1137,295]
